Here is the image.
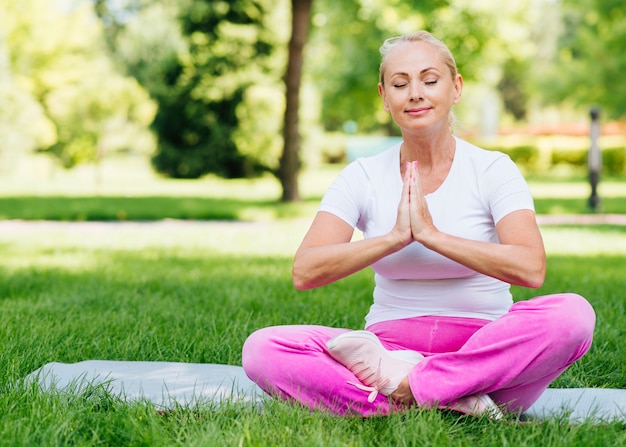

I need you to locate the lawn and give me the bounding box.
[0,219,624,446]
[0,156,624,445]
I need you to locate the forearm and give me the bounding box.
[418,230,546,288]
[292,233,405,290]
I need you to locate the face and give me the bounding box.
[378,41,462,133]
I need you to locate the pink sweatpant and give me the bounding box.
[242,293,595,417]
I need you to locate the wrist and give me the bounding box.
[413,225,439,248]
[386,228,411,252]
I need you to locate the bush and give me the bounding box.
[502,145,540,170]
[473,136,625,177]
[602,147,626,175]
[549,146,625,175]
[551,148,587,168]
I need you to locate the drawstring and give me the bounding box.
[345,358,390,403]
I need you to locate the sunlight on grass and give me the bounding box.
[529,179,626,199]
[4,251,100,273]
[1,153,338,201]
[2,220,624,272]
[540,226,626,256]
[2,152,626,221]
[0,220,313,259]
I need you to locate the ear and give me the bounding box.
[453,74,463,105]
[378,83,390,112]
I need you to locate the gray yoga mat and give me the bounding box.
[26,360,625,423]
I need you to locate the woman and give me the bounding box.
[242,31,595,418]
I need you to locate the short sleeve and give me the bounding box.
[481,155,535,224]
[318,161,370,229]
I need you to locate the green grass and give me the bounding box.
[0,155,625,444]
[1,154,625,221]
[0,192,623,221]
[0,221,624,446]
[0,195,323,221]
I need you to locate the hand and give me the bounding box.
[408,161,436,243]
[390,162,414,247]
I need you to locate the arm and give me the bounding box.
[291,212,402,290]
[408,163,546,288]
[292,163,415,290]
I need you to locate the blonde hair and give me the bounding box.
[379,31,458,86]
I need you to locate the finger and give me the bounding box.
[409,161,420,202]
[410,161,423,197]
[401,162,411,202]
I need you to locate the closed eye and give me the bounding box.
[425,80,438,86]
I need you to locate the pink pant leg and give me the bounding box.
[408,293,595,412]
[242,325,398,416]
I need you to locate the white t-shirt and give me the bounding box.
[319,137,535,325]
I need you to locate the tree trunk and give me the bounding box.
[278,0,312,202]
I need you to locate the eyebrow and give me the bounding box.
[390,67,441,77]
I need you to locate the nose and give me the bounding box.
[409,81,423,102]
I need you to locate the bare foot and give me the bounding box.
[390,377,416,405]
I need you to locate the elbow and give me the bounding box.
[292,262,314,290]
[292,259,333,290]
[525,274,545,289]
[507,255,546,289]
[292,273,310,291]
[522,260,546,289]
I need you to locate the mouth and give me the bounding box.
[406,107,431,116]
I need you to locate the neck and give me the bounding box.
[400,131,455,171]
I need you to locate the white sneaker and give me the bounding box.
[326,330,423,403]
[447,394,504,419]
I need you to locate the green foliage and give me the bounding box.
[479,134,626,177]
[0,0,156,168]
[541,0,626,119]
[549,146,626,175]
[151,86,253,178]
[551,148,587,168]
[308,0,388,133]
[499,145,540,171]
[0,75,56,163]
[109,0,286,179]
[602,147,626,175]
[497,58,530,121]
[3,0,626,185]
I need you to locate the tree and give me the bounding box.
[102,0,283,179]
[278,0,313,202]
[539,0,626,119]
[1,0,155,168]
[0,24,55,168]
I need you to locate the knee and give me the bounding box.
[544,293,596,343]
[241,327,275,378]
[559,293,595,330]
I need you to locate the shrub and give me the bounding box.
[602,147,626,175]
[503,145,540,170]
[551,148,587,167]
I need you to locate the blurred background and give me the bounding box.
[1,0,624,206]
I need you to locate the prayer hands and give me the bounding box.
[392,161,436,246]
